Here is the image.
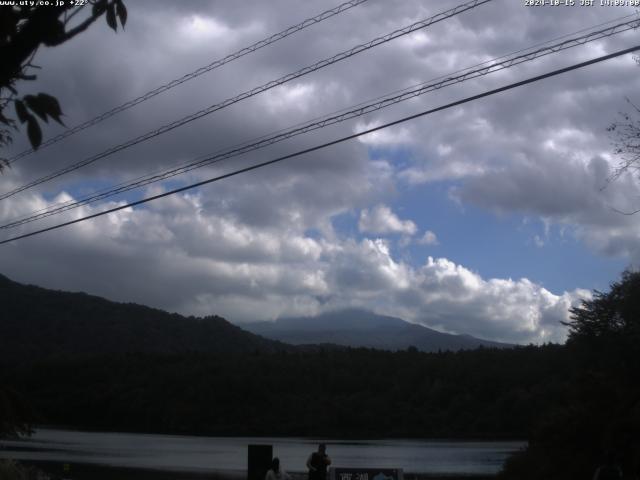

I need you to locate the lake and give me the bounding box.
[0,429,525,477]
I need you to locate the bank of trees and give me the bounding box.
[499,270,640,479]
[4,344,568,439]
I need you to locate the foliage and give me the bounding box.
[607,99,640,189]
[2,346,569,439]
[499,270,640,479]
[0,387,33,439]
[0,0,127,169]
[565,269,640,341]
[0,460,48,480]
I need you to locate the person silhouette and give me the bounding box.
[307,444,331,480]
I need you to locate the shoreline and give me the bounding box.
[22,461,497,480]
[23,425,527,442]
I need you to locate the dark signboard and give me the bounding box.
[247,444,273,480]
[330,467,403,480]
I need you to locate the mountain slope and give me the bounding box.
[0,274,286,362]
[244,308,512,352]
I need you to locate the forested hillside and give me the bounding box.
[0,274,286,363]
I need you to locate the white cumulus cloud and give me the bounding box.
[358,205,417,236]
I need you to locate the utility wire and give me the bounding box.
[1,44,637,246]
[6,11,628,229]
[2,16,637,231]
[0,0,491,201]
[6,0,371,165]
[10,11,636,230]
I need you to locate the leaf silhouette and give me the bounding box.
[115,0,127,28]
[24,95,50,123]
[42,19,65,46]
[26,117,42,149]
[92,0,107,17]
[14,100,29,124]
[106,3,117,31]
[37,93,64,125]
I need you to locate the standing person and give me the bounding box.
[266,457,290,480]
[307,443,331,480]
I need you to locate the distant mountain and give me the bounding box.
[0,274,287,363]
[243,308,512,352]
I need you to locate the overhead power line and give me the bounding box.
[1,44,637,246]
[0,0,491,201]
[6,0,371,165]
[2,16,637,231]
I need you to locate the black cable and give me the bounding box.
[6,0,371,164]
[3,16,637,230]
[2,44,637,246]
[0,0,491,201]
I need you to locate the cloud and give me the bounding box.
[358,204,417,236]
[455,152,640,262]
[405,257,585,344]
[323,243,580,344]
[355,120,413,146]
[418,230,439,246]
[0,186,582,344]
[1,0,633,346]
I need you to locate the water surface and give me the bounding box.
[0,429,525,476]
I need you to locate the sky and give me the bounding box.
[1,0,640,344]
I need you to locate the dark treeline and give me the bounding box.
[5,345,567,438]
[499,271,640,479]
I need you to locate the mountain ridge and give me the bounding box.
[243,308,513,352]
